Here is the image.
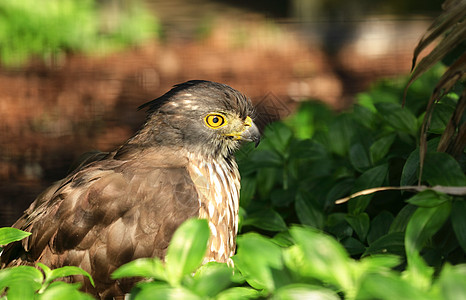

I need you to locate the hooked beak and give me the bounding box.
[241,116,261,147]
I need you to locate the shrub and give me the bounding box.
[0,0,159,66]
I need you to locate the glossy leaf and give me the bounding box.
[375,102,418,135]
[367,211,394,244]
[112,257,165,281]
[165,219,210,286]
[0,265,43,291]
[328,114,355,156]
[345,213,370,242]
[39,264,95,288]
[233,233,283,291]
[242,209,287,232]
[422,152,466,186]
[403,251,434,291]
[4,283,37,300]
[289,227,352,292]
[191,263,233,297]
[389,204,417,234]
[349,164,389,214]
[405,189,450,207]
[295,192,324,229]
[357,272,427,299]
[437,264,466,300]
[363,232,405,257]
[349,142,371,171]
[370,133,396,164]
[0,227,31,246]
[216,287,261,300]
[262,122,293,157]
[341,237,365,256]
[359,254,401,271]
[37,281,94,300]
[274,284,340,300]
[451,200,466,253]
[405,202,451,257]
[132,283,200,300]
[400,150,420,186]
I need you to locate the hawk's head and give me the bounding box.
[132,80,260,158]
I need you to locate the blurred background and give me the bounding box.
[0,0,442,226]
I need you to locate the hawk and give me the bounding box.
[1,80,260,299]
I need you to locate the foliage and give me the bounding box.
[0,64,464,298]
[0,228,94,299]
[0,0,159,66]
[404,0,466,184]
[1,2,465,297]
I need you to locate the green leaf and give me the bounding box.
[437,264,466,300]
[295,192,324,229]
[363,232,405,256]
[239,177,256,207]
[328,114,355,156]
[403,251,434,291]
[37,281,94,300]
[451,201,466,253]
[242,209,287,232]
[256,168,278,198]
[429,102,455,134]
[405,190,450,207]
[358,272,427,299]
[233,233,283,291]
[349,142,371,171]
[401,150,420,186]
[345,213,370,242]
[275,284,340,300]
[367,211,394,244]
[271,189,296,208]
[0,227,31,246]
[262,122,293,157]
[165,219,210,286]
[389,204,417,233]
[422,153,466,186]
[3,283,37,300]
[216,287,260,300]
[370,133,396,164]
[288,227,352,292]
[0,266,43,292]
[132,283,201,300]
[272,231,294,248]
[359,254,401,271]
[326,213,354,240]
[112,257,165,281]
[190,262,232,297]
[375,102,418,135]
[405,202,451,258]
[291,140,328,160]
[249,150,282,168]
[341,237,365,255]
[349,164,389,214]
[43,266,94,288]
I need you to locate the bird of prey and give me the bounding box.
[0,80,260,299]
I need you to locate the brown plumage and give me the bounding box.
[0,80,260,299]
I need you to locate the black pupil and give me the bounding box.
[212,116,219,124]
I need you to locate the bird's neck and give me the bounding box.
[186,152,240,263]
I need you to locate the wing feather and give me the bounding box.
[1,150,200,297]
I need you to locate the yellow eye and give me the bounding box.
[204,113,227,129]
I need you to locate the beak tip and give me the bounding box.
[254,137,260,147]
[241,119,261,147]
